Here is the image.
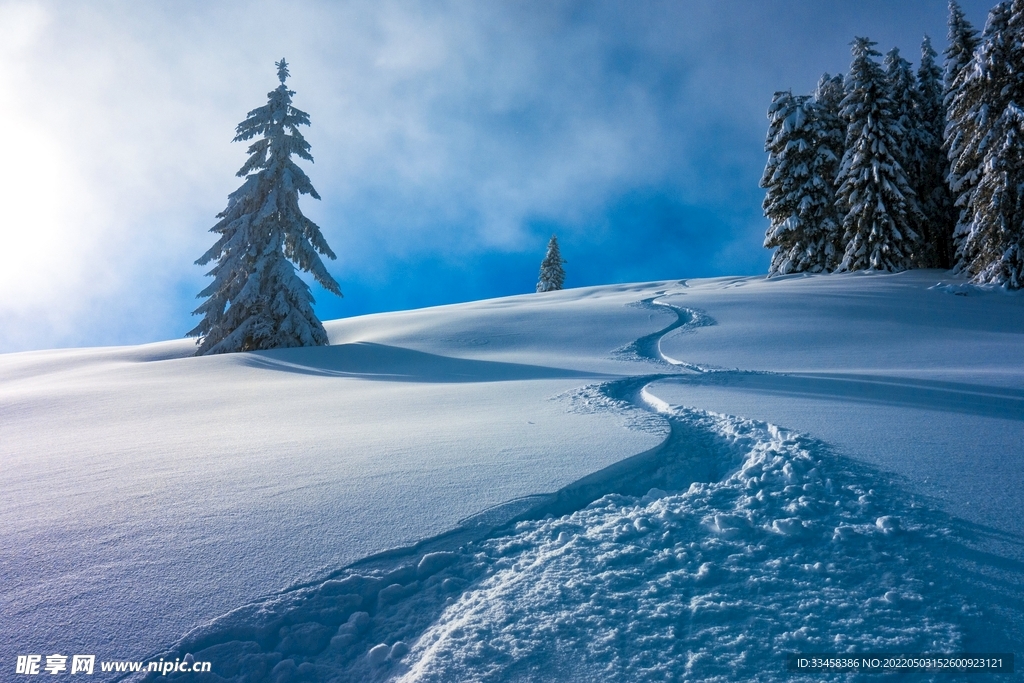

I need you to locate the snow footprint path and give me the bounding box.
[131,298,1012,683]
[395,412,973,683]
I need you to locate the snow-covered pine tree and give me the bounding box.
[945,0,981,98]
[761,86,842,275]
[913,35,955,268]
[189,59,342,354]
[949,0,1024,287]
[813,72,848,269]
[944,0,983,269]
[836,37,922,272]
[536,235,566,292]
[884,46,929,265]
[884,47,917,174]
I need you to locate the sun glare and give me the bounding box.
[0,3,91,312]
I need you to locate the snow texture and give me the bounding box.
[141,404,990,683]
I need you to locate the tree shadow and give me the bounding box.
[240,341,608,384]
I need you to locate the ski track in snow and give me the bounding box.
[128,296,1018,683]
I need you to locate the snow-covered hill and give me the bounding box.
[2,271,1021,681]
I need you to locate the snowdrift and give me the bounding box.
[2,271,1021,681]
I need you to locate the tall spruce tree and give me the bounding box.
[885,46,930,265]
[536,235,566,292]
[884,47,917,175]
[945,0,981,97]
[914,35,955,267]
[945,0,984,271]
[949,1,1024,287]
[814,73,848,266]
[836,38,921,272]
[762,86,842,275]
[189,60,342,354]
[946,1,1003,278]
[942,0,983,266]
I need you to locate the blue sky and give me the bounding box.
[0,0,996,352]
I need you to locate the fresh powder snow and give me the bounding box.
[1,271,1021,681]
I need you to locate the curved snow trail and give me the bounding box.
[612,297,716,371]
[126,297,1018,683]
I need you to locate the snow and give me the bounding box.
[2,271,1022,681]
[651,271,1024,538]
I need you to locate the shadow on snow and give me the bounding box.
[240,342,608,383]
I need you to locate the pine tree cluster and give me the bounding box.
[762,0,1024,289]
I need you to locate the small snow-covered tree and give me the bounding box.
[761,86,842,275]
[189,59,342,354]
[836,38,922,272]
[949,0,1024,287]
[913,35,955,267]
[536,235,566,292]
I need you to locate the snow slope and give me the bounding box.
[1,271,1022,681]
